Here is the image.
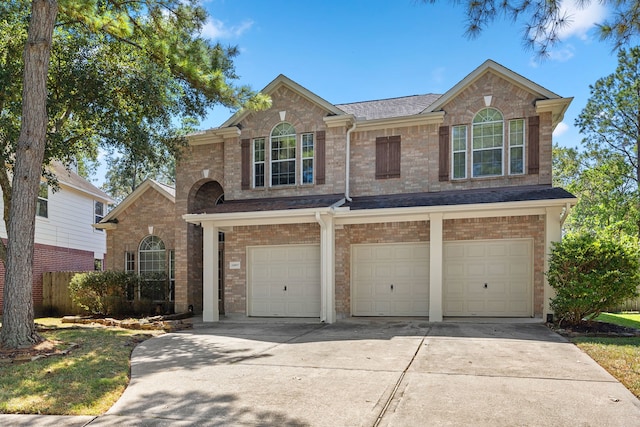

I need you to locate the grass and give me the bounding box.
[595,312,640,330]
[0,318,162,415]
[570,312,640,399]
[572,336,640,399]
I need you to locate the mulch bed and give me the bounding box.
[551,321,640,338]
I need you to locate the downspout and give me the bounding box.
[345,120,357,202]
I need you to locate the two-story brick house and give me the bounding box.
[100,59,575,323]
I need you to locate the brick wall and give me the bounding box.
[0,242,95,316]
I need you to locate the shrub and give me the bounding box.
[547,232,640,326]
[69,271,142,316]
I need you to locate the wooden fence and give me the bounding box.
[42,271,87,316]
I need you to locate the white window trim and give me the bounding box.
[508,118,526,175]
[301,132,314,185]
[269,122,297,187]
[471,108,505,178]
[36,182,48,218]
[252,137,266,188]
[451,125,467,180]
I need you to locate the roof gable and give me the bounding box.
[49,162,114,204]
[220,75,344,128]
[424,60,562,113]
[98,179,175,226]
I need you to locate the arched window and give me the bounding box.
[472,108,504,177]
[270,122,297,186]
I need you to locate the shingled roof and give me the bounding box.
[336,94,441,120]
[346,185,574,210]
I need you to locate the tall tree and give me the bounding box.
[0,0,269,349]
[423,0,640,56]
[553,48,640,237]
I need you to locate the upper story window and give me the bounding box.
[36,182,48,218]
[450,109,527,180]
[253,138,266,188]
[452,126,467,179]
[509,119,525,175]
[94,201,104,231]
[271,123,297,186]
[301,133,314,184]
[472,108,504,177]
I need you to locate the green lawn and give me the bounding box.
[0,318,160,415]
[596,312,640,330]
[572,312,640,399]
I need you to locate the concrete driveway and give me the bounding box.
[91,319,639,426]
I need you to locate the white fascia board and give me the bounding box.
[182,206,334,228]
[188,126,240,146]
[93,222,116,230]
[535,98,573,128]
[323,114,355,128]
[334,197,576,225]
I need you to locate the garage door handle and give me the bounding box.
[484,283,488,289]
[390,284,394,291]
[283,286,287,291]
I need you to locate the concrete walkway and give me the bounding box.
[2,319,639,426]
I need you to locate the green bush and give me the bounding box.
[547,232,640,326]
[69,271,142,316]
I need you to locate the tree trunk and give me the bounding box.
[1,0,58,349]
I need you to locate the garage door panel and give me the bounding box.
[444,239,532,317]
[352,243,429,316]
[248,245,320,317]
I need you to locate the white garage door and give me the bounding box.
[352,243,429,316]
[248,245,320,317]
[444,239,532,317]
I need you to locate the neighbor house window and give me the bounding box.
[36,182,48,218]
[301,133,314,184]
[270,122,296,186]
[253,137,265,188]
[375,135,401,179]
[94,201,104,231]
[509,119,525,175]
[472,108,504,177]
[452,125,467,179]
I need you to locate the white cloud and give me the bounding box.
[556,2,609,41]
[547,44,576,62]
[201,18,253,40]
[553,121,569,138]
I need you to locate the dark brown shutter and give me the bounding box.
[375,136,387,179]
[439,126,450,182]
[241,138,250,189]
[527,116,540,175]
[388,135,401,178]
[315,130,325,184]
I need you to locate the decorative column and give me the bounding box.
[429,213,444,322]
[544,207,563,320]
[202,223,219,322]
[318,213,336,323]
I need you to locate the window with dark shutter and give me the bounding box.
[527,116,539,175]
[315,130,325,184]
[241,139,250,189]
[439,126,450,181]
[375,136,401,179]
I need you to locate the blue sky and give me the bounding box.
[197,0,618,151]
